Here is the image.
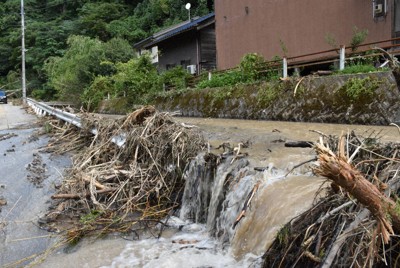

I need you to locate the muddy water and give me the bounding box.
[231,176,325,258]
[37,118,400,267]
[177,117,399,172]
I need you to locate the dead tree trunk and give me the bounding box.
[314,141,400,243]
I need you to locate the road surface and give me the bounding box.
[0,103,38,130]
[0,103,71,267]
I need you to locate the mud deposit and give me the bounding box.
[0,133,17,142]
[26,153,48,187]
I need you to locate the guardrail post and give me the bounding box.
[283,57,288,78]
[339,45,345,71]
[208,71,212,81]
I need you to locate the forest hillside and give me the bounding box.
[0,0,213,100]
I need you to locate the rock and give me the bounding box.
[0,197,7,206]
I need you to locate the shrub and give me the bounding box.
[112,54,161,104]
[342,77,380,100]
[337,64,377,75]
[239,53,266,81]
[81,76,114,111]
[197,53,280,89]
[350,27,368,52]
[196,70,245,89]
[257,83,281,107]
[159,66,191,91]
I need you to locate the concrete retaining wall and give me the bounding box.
[155,71,400,125]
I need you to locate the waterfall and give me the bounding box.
[180,152,261,244]
[179,152,323,259]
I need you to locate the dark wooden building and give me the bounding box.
[134,13,216,74]
[215,0,396,70]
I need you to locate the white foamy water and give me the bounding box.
[103,152,321,267]
[102,223,260,268]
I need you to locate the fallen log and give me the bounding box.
[314,137,400,243]
[313,70,333,76]
[285,141,314,148]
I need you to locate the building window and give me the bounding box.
[166,64,176,70]
[180,60,191,69]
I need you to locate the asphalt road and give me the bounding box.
[0,103,71,267]
[0,103,38,130]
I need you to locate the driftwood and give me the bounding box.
[121,105,156,127]
[263,132,400,267]
[285,157,317,176]
[284,141,314,148]
[293,77,306,97]
[232,181,260,229]
[314,136,400,243]
[313,70,333,76]
[82,175,106,190]
[51,188,116,199]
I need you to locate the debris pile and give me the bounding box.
[41,107,206,239]
[263,131,400,267]
[0,133,17,141]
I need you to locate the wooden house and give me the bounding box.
[215,0,397,70]
[134,13,216,74]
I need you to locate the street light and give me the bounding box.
[185,3,191,21]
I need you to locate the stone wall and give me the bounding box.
[154,71,400,125]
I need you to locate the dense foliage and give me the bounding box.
[197,53,280,89]
[0,0,213,101]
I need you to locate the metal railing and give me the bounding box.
[27,98,82,128]
[26,98,126,147]
[199,37,400,82]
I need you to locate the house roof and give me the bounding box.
[134,12,215,49]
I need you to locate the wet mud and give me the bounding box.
[26,153,48,188]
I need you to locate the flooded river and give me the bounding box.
[20,117,400,267]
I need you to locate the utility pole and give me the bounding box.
[21,0,27,104]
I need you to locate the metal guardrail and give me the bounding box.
[27,98,82,127]
[26,98,126,147]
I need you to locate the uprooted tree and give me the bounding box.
[263,131,400,267]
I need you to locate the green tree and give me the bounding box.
[77,2,130,41]
[0,0,212,99]
[44,35,105,102]
[81,75,114,111]
[112,54,161,104]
